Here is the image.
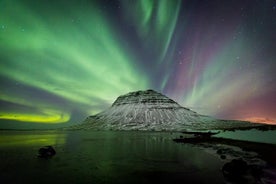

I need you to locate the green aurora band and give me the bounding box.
[0,1,150,124]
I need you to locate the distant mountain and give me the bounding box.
[69,89,261,131]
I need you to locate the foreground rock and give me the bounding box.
[68,89,261,131]
[38,146,56,158]
[222,159,263,183]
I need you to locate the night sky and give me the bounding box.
[0,0,275,129]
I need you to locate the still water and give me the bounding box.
[215,129,276,144]
[0,130,225,184]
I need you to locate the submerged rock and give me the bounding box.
[38,146,56,158]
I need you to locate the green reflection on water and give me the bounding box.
[0,131,66,147]
[0,131,224,184]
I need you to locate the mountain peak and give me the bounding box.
[115,89,163,101]
[112,89,182,108]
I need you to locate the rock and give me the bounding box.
[250,165,263,178]
[220,155,226,159]
[216,149,223,155]
[222,159,264,183]
[38,146,56,158]
[222,159,248,176]
[222,159,248,183]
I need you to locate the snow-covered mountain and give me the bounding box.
[69,89,260,131]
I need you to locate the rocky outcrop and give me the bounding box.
[69,89,260,131]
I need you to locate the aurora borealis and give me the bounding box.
[0,0,275,128]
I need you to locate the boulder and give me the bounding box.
[222,158,263,183]
[38,146,56,158]
[222,159,248,178]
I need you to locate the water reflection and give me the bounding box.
[0,131,66,147]
[3,130,275,183]
[0,131,225,183]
